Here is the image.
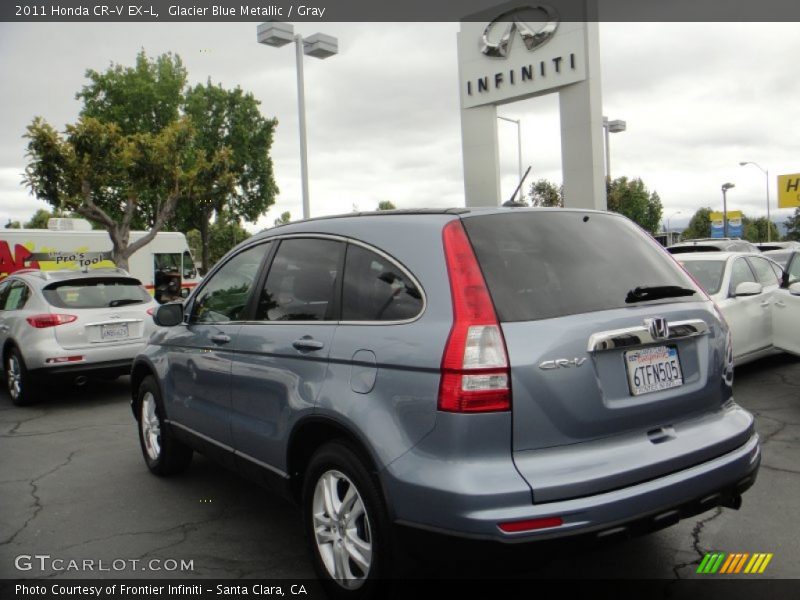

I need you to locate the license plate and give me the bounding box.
[624,345,683,396]
[101,323,129,340]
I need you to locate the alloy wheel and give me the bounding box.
[141,391,161,461]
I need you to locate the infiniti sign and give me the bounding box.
[481,4,559,58]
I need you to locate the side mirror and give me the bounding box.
[789,282,800,297]
[733,281,763,297]
[154,302,184,327]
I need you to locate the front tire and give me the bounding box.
[302,442,395,599]
[137,375,192,476]
[6,347,37,406]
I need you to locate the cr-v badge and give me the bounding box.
[539,357,587,370]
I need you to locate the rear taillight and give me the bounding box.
[26,314,77,328]
[439,220,511,413]
[146,307,155,316]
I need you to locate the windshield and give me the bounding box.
[677,260,726,295]
[43,277,151,309]
[463,211,699,322]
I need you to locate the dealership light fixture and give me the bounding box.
[257,22,339,220]
[602,117,627,181]
[721,182,735,238]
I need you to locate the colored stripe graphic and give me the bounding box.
[699,552,773,574]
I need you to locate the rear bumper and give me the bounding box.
[384,425,760,543]
[30,359,132,382]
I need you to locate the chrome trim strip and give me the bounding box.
[166,420,289,479]
[587,319,709,353]
[85,319,143,326]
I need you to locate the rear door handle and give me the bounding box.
[760,301,771,308]
[293,337,324,352]
[210,333,231,345]
[775,301,786,308]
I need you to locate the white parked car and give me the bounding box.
[677,252,800,365]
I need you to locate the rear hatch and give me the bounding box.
[462,211,749,502]
[42,276,153,349]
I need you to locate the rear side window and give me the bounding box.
[255,238,344,321]
[786,254,800,285]
[342,244,423,321]
[679,260,725,295]
[43,278,151,309]
[463,212,698,322]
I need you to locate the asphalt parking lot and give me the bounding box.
[1,355,798,582]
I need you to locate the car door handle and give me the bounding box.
[774,301,786,308]
[210,333,231,345]
[760,301,771,308]
[292,337,324,352]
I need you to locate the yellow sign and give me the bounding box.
[778,173,800,208]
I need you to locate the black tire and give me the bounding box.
[302,441,396,599]
[136,375,192,476]
[5,347,37,406]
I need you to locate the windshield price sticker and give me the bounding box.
[625,346,683,396]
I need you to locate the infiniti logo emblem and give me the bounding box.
[481,4,560,58]
[644,317,670,341]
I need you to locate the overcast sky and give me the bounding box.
[1,21,798,232]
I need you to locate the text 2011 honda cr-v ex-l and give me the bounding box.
[131,208,760,598]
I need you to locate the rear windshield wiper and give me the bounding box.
[108,298,142,307]
[625,285,696,304]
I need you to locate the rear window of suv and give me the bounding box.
[463,211,698,322]
[43,277,151,309]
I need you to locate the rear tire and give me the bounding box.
[6,347,37,406]
[136,375,192,476]
[302,441,396,599]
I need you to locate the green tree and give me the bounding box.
[528,179,562,207]
[24,114,214,270]
[4,220,21,229]
[273,211,291,227]
[682,207,713,239]
[173,80,278,271]
[24,208,53,229]
[606,177,663,234]
[784,208,800,241]
[186,212,251,273]
[377,200,396,211]
[742,216,780,243]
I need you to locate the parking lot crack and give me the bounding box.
[759,464,800,476]
[0,450,78,547]
[670,507,723,580]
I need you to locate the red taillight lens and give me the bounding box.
[439,220,511,413]
[498,516,563,533]
[26,314,77,328]
[147,307,155,316]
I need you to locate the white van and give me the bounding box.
[0,219,200,303]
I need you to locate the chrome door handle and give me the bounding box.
[292,337,324,352]
[210,334,231,345]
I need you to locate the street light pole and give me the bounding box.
[721,183,735,238]
[666,210,682,233]
[294,34,310,221]
[257,23,338,220]
[739,161,771,242]
[497,116,522,202]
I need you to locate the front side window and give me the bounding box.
[182,250,197,279]
[255,239,344,322]
[728,258,757,295]
[192,243,270,324]
[342,244,423,321]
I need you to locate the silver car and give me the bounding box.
[1,268,157,405]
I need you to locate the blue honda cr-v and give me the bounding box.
[132,208,759,598]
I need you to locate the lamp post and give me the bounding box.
[602,116,626,181]
[497,116,522,202]
[257,22,338,220]
[721,183,735,238]
[666,210,682,234]
[739,161,771,242]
